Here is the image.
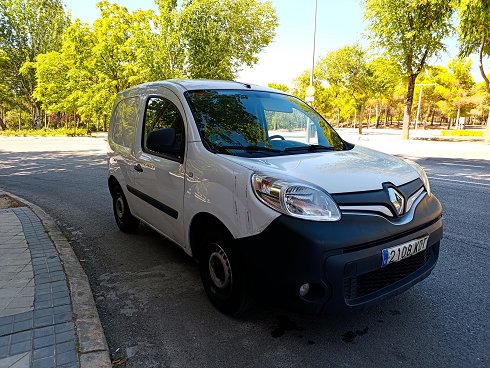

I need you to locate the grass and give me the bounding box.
[441,129,484,137]
[0,128,89,137]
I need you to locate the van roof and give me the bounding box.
[120,79,281,96]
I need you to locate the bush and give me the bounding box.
[0,128,89,137]
[441,130,484,137]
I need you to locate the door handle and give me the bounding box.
[134,164,143,172]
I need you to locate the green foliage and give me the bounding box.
[365,0,455,138]
[0,127,88,137]
[458,0,490,62]
[441,129,484,137]
[0,0,69,127]
[365,0,454,77]
[29,0,278,130]
[268,83,289,92]
[319,44,372,110]
[180,0,277,79]
[457,0,490,143]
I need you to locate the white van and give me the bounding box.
[108,80,443,315]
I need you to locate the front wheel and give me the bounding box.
[199,234,252,315]
[112,185,139,232]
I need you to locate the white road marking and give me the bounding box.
[429,176,490,187]
[437,162,486,168]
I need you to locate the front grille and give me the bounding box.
[344,248,429,300]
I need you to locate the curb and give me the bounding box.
[0,190,112,368]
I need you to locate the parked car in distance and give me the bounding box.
[107,80,443,315]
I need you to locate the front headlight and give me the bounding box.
[410,162,431,197]
[251,173,341,221]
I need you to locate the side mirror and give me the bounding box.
[146,128,176,154]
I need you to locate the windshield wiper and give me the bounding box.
[218,145,281,153]
[284,144,335,152]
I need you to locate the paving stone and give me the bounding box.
[0,352,31,368]
[56,349,77,366]
[0,322,13,335]
[54,323,73,335]
[33,334,55,349]
[53,297,70,307]
[32,356,56,368]
[34,326,54,339]
[0,345,8,359]
[35,301,53,310]
[34,308,54,319]
[0,335,10,347]
[11,331,32,344]
[13,319,33,333]
[0,316,13,327]
[9,340,32,355]
[7,296,33,309]
[34,315,54,328]
[12,311,32,323]
[1,208,83,367]
[33,345,55,360]
[54,312,72,324]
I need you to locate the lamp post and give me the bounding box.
[414,83,435,130]
[305,0,318,105]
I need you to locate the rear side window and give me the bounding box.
[142,97,185,161]
[111,97,140,149]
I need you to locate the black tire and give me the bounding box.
[112,185,139,232]
[199,232,252,315]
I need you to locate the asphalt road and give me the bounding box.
[0,136,488,368]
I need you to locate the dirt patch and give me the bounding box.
[0,194,26,208]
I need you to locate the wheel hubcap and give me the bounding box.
[115,196,125,220]
[208,244,231,290]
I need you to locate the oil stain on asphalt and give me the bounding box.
[271,315,299,338]
[342,327,369,343]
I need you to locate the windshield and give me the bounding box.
[185,89,347,157]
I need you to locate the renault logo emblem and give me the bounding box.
[387,188,405,216]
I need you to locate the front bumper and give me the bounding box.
[235,194,443,314]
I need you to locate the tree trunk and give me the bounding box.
[32,104,42,129]
[402,74,417,140]
[485,110,490,144]
[358,105,364,135]
[0,115,6,130]
[375,103,381,128]
[384,105,388,128]
[423,103,432,130]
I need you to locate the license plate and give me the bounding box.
[381,235,429,267]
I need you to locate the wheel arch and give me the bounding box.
[188,212,233,261]
[108,175,120,197]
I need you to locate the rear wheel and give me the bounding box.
[112,185,139,232]
[199,232,252,315]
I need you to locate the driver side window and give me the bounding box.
[143,97,185,161]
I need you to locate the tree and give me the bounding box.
[268,83,289,92]
[180,0,277,79]
[367,57,401,128]
[458,0,490,143]
[365,0,454,139]
[318,44,373,134]
[0,0,69,128]
[32,0,278,130]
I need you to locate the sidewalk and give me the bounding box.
[0,192,111,368]
[336,128,490,160]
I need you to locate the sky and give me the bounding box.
[63,0,482,87]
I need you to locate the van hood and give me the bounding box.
[220,145,419,194]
